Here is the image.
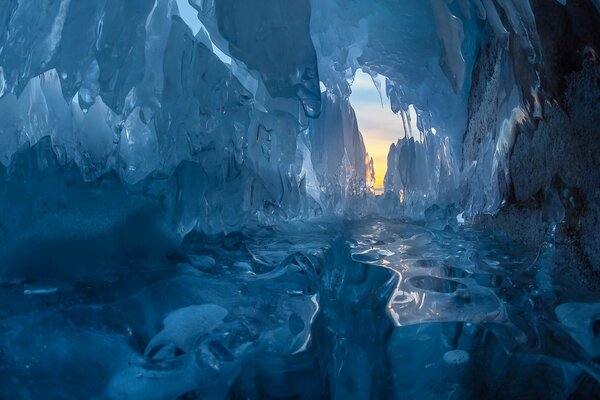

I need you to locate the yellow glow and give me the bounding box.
[363,135,394,187]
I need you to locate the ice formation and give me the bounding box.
[0,0,580,225]
[0,0,599,398]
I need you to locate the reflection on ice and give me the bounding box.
[1,218,599,398]
[349,220,514,328]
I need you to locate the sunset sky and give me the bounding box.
[349,71,406,189]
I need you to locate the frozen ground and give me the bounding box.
[1,217,598,399]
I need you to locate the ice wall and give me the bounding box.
[0,0,372,255]
[0,0,598,269]
[306,0,539,215]
[468,0,600,287]
[383,131,459,218]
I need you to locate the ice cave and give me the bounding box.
[0,0,599,398]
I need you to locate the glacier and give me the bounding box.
[0,0,599,398]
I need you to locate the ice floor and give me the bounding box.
[1,218,599,399]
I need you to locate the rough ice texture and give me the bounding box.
[467,0,600,291]
[190,0,322,117]
[0,0,372,245]
[1,1,600,397]
[0,137,180,281]
[4,217,598,399]
[305,0,575,219]
[510,64,600,291]
[556,302,600,359]
[382,132,460,219]
[0,0,567,235]
[309,0,474,142]
[461,38,516,216]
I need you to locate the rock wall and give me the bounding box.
[466,0,600,291]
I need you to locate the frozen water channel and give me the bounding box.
[1,218,598,399]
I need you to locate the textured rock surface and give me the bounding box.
[465,0,600,291]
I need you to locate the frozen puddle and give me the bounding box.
[0,218,598,398]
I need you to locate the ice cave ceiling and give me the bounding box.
[0,0,599,398]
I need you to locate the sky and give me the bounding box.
[175,0,231,63]
[349,71,408,189]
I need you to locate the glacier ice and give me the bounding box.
[0,0,599,398]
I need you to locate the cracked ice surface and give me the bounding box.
[1,219,599,398]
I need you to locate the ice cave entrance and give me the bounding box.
[349,70,432,195]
